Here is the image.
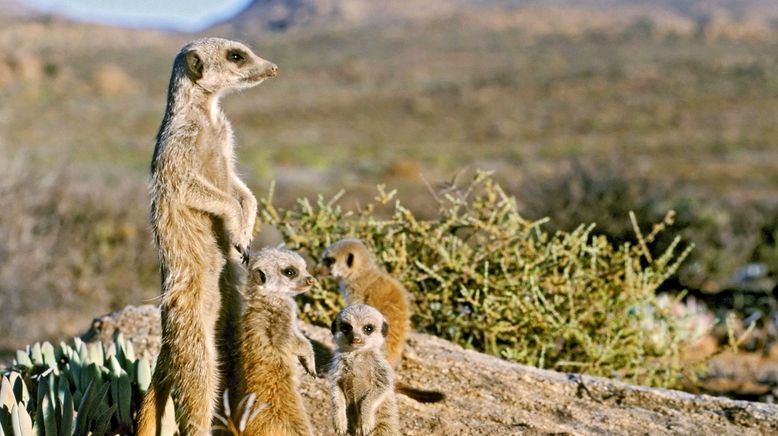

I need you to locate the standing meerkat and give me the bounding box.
[238,247,316,436]
[329,304,400,436]
[137,38,278,435]
[321,238,410,368]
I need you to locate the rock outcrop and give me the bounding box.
[84,305,778,435]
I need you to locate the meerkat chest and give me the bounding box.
[196,122,233,189]
[341,356,380,402]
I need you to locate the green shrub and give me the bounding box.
[518,160,761,292]
[259,170,694,387]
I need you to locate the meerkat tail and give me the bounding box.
[137,345,174,436]
[395,383,446,403]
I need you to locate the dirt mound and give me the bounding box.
[83,305,778,435]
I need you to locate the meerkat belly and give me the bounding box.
[156,201,223,263]
[245,352,300,411]
[343,365,377,404]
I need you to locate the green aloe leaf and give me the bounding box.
[11,403,33,436]
[40,343,57,371]
[29,344,43,366]
[0,378,14,411]
[41,394,57,436]
[13,352,32,370]
[135,359,151,393]
[58,388,73,436]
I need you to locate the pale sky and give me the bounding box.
[20,0,253,31]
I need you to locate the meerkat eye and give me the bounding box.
[346,253,354,268]
[323,257,335,268]
[340,323,352,334]
[226,50,246,63]
[363,324,374,335]
[282,266,298,278]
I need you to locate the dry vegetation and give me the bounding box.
[1,5,778,401]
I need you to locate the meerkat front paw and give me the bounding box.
[226,210,252,264]
[334,419,348,436]
[359,420,375,436]
[299,348,316,377]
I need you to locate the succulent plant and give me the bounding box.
[0,334,170,435]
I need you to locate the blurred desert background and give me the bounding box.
[2,0,778,403]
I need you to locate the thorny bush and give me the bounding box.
[259,171,695,387]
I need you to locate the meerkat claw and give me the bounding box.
[242,249,250,265]
[299,356,316,377]
[235,244,250,265]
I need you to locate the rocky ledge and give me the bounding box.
[83,305,778,435]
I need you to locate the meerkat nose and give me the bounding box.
[304,276,315,286]
[267,64,278,77]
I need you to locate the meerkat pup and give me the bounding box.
[329,304,400,436]
[321,239,410,368]
[238,247,316,436]
[137,38,278,435]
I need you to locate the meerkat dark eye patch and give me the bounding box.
[381,321,389,337]
[323,257,335,268]
[226,49,247,65]
[363,324,374,335]
[346,253,354,268]
[184,50,203,81]
[330,318,338,334]
[340,323,353,335]
[251,268,266,285]
[282,266,298,278]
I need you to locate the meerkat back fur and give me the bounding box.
[322,239,410,368]
[329,304,399,436]
[239,247,316,436]
[137,37,278,435]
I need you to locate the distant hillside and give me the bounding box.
[214,0,778,38]
[0,0,44,17]
[211,0,471,32]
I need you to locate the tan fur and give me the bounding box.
[239,247,316,436]
[137,37,277,436]
[329,305,399,436]
[322,239,411,368]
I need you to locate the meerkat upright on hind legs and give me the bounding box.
[137,38,278,435]
[329,304,400,436]
[321,239,410,368]
[237,247,316,436]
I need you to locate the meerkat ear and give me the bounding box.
[251,268,266,285]
[381,321,389,337]
[330,318,339,335]
[346,253,354,268]
[185,50,203,81]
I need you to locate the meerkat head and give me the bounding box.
[247,247,314,298]
[331,304,388,353]
[321,238,374,281]
[177,37,278,94]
